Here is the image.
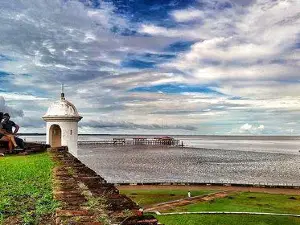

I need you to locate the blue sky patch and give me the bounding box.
[216,1,232,10]
[0,54,12,61]
[0,71,10,78]
[76,0,100,8]
[130,83,224,95]
[105,0,199,25]
[121,52,175,68]
[121,59,155,69]
[112,27,138,36]
[144,52,175,60]
[165,41,195,52]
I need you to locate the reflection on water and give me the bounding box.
[78,145,300,185]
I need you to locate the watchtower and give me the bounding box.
[42,86,82,156]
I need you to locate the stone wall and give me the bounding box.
[49,147,159,225]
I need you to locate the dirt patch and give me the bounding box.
[144,191,230,212]
[118,184,300,195]
[3,216,22,225]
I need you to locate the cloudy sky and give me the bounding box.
[0,0,299,135]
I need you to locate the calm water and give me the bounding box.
[22,135,300,185]
[78,145,300,185]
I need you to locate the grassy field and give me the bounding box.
[120,186,300,225]
[0,152,58,224]
[120,189,214,206]
[156,214,300,225]
[166,192,300,214]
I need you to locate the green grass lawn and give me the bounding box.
[120,189,214,207]
[121,187,300,225]
[166,192,300,214]
[0,152,58,224]
[156,214,300,225]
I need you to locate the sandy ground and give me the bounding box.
[117,184,300,195]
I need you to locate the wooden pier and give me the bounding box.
[132,137,180,146]
[29,137,183,147]
[78,137,182,146]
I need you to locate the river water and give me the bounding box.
[22,135,300,185]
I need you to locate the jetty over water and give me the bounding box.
[78,136,182,146]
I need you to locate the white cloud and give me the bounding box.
[258,125,264,130]
[239,123,265,134]
[171,9,204,22]
[240,123,252,131]
[0,92,48,101]
[148,0,300,84]
[139,24,194,38]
